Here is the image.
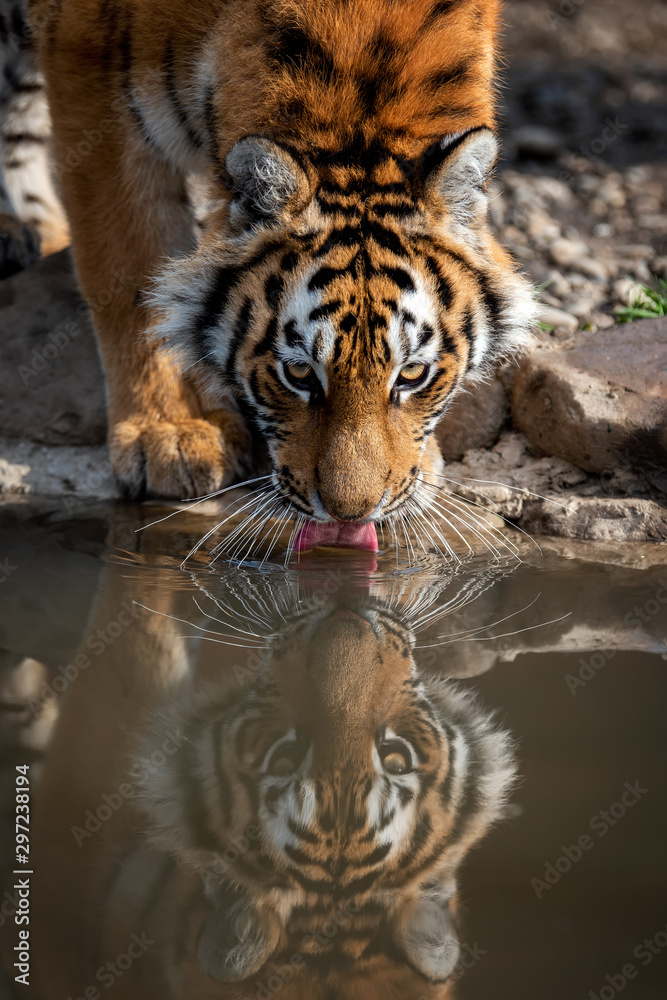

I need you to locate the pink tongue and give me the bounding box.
[294,520,379,553]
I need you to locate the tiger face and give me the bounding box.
[155,127,534,545]
[139,590,516,987]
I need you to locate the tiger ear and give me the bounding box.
[423,126,498,228]
[196,893,279,983]
[225,136,311,227]
[393,891,460,982]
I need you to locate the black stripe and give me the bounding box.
[422,0,466,32]
[367,220,406,257]
[164,40,204,150]
[426,59,473,91]
[3,133,46,145]
[253,316,278,357]
[380,267,415,292]
[266,26,338,85]
[308,301,340,322]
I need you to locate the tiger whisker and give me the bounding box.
[181,483,277,567]
[209,490,281,561]
[422,491,519,562]
[416,611,572,648]
[176,634,265,649]
[420,478,542,555]
[417,493,504,562]
[396,507,418,567]
[413,486,476,559]
[219,495,282,565]
[415,593,543,646]
[260,505,295,568]
[226,499,284,565]
[284,514,306,566]
[402,502,453,564]
[191,598,270,640]
[209,486,280,550]
[405,494,463,563]
[427,471,575,513]
[132,603,265,647]
[139,474,273,533]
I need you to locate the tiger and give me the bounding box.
[27,560,516,998]
[28,0,535,553]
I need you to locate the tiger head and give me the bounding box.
[138,587,516,990]
[155,127,534,547]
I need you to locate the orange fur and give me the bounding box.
[31,0,533,527]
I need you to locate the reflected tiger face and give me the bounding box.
[139,591,515,987]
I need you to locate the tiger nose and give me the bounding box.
[317,490,377,522]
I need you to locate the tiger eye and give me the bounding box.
[399,362,427,383]
[382,750,409,775]
[285,360,313,381]
[268,754,298,777]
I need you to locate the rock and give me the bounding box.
[543,270,571,298]
[435,376,509,462]
[614,244,655,260]
[612,277,653,307]
[565,297,599,319]
[651,256,667,280]
[589,312,615,330]
[574,258,612,282]
[511,318,667,475]
[536,304,578,331]
[520,497,667,543]
[526,212,560,244]
[512,125,561,160]
[0,249,106,445]
[0,436,117,501]
[529,177,575,206]
[549,238,590,268]
[434,431,667,546]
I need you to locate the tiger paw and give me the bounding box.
[0,213,40,279]
[110,410,251,501]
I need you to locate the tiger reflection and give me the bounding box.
[30,566,515,1000]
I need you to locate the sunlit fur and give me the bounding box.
[138,587,516,990]
[33,0,535,516]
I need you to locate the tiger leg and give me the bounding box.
[38,60,249,499]
[1,56,69,258]
[0,0,42,276]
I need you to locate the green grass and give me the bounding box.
[615,278,667,323]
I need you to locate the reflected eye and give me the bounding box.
[396,362,428,388]
[284,360,316,389]
[267,740,305,777]
[379,740,414,775]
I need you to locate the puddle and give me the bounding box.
[0,500,665,999]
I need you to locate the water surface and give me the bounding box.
[0,499,665,999]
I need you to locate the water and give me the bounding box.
[0,498,665,999]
